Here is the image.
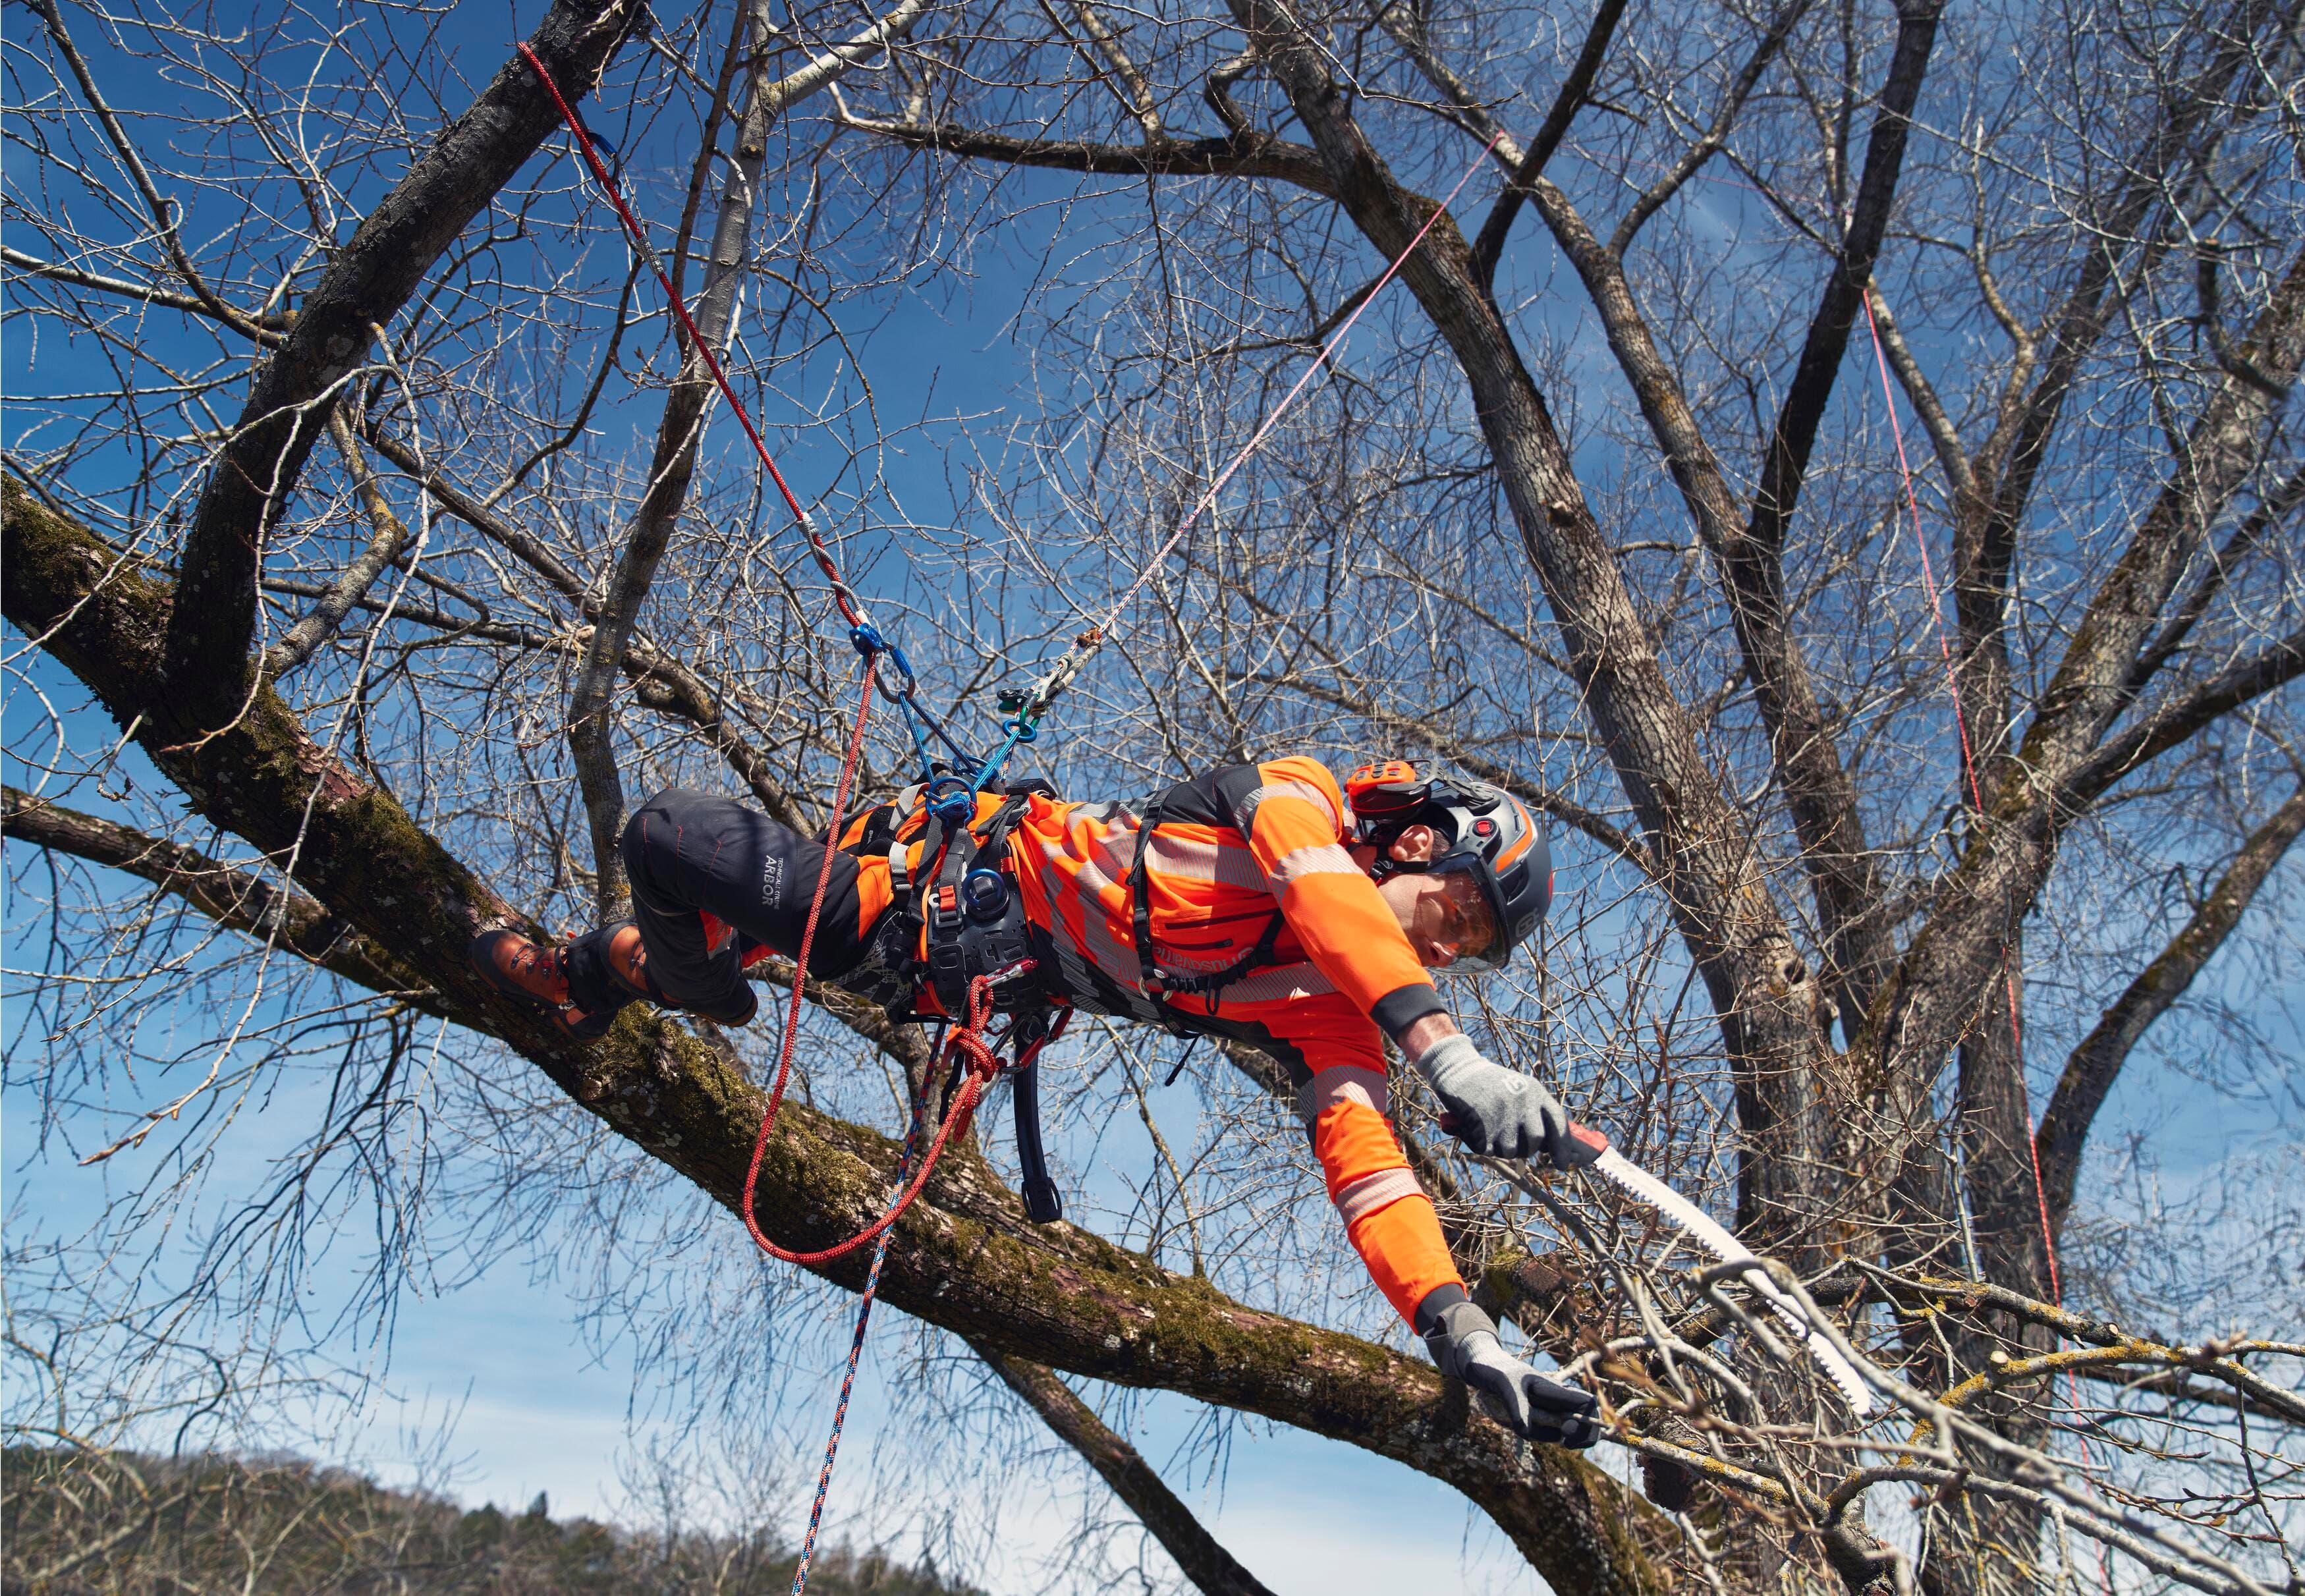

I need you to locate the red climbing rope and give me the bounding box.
[1862,289,2065,1306]
[518,57,1070,1593]
[1867,289,2124,1595]
[788,1095,920,1596]
[699,652,990,1267]
[523,45,949,1262]
[520,45,869,627]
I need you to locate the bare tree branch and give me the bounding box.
[2034,783,2305,1232]
[832,110,1335,192]
[2060,625,2305,811]
[1468,0,1630,285]
[974,1345,1278,1596]
[2019,242,2305,782]
[262,412,412,676]
[0,785,429,1006]
[159,0,647,725]
[1746,0,1945,561]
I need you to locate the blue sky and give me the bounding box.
[6,0,2300,1590]
[0,10,1588,1578]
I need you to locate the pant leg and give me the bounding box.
[617,788,872,1010]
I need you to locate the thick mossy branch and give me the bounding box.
[1,478,1669,1596]
[0,784,433,1005]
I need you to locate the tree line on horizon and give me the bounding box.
[2,1446,984,1596]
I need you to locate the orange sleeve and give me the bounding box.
[1287,1002,1464,1325]
[1234,757,1436,1023]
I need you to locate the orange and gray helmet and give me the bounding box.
[1347,761,1552,971]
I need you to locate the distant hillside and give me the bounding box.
[2,1447,986,1595]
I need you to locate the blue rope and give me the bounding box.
[853,624,1009,804]
[848,625,1050,829]
[966,711,1040,794]
[788,1049,935,1596]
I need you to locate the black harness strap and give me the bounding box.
[892,792,1068,1225]
[1007,1010,1064,1224]
[1128,786,1289,1020]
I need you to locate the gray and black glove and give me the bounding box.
[1418,1291,1600,1448]
[1412,1034,1607,1168]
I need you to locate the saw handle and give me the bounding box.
[1438,1113,1610,1170]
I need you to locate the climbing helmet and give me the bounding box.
[1346,760,1552,971]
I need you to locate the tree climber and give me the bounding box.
[474,757,1604,1448]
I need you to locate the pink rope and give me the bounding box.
[1861,289,2063,1306]
[1086,133,1506,643]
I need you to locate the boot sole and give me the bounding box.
[469,929,569,1008]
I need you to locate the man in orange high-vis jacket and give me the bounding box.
[472,757,1602,1448]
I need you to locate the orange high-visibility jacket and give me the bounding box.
[839,757,1462,1325]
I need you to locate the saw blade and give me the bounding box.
[1586,1149,1876,1416]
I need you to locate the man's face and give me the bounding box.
[1360,823,1499,969]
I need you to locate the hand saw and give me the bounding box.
[1569,1130,1877,1417]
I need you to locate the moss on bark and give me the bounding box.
[4,478,1672,1595]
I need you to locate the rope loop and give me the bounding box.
[922,772,976,827]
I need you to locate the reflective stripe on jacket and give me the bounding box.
[839,756,1463,1324]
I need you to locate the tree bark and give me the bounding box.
[159,0,647,725]
[4,478,1672,1596]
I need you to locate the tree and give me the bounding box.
[1,1444,992,1593]
[4,0,2299,1589]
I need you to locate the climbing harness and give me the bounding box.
[917,794,1045,1017]
[891,785,1074,1221]
[525,45,1507,1585]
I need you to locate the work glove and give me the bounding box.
[1412,1034,1607,1169]
[1421,1296,1601,1448]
